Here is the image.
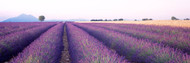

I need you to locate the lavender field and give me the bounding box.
[0,22,190,63]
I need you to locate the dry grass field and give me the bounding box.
[76,20,190,28]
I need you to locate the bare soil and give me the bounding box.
[60,25,71,63]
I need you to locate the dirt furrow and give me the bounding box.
[60,24,71,63]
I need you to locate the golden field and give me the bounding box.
[76,20,190,28]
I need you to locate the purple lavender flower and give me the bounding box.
[9,23,64,63]
[66,23,128,63]
[86,23,190,54]
[74,23,190,63]
[0,23,55,62]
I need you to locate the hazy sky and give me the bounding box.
[0,0,190,21]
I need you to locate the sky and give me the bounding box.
[0,0,190,21]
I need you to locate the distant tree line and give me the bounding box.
[91,18,124,21]
[171,16,190,20]
[91,16,190,21]
[184,18,190,20]
[142,18,153,21]
[141,16,190,21]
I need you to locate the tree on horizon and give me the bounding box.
[39,15,45,22]
[171,16,179,20]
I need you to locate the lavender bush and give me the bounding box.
[10,23,64,63]
[0,22,56,36]
[87,23,190,54]
[0,24,55,62]
[74,23,190,63]
[66,23,128,63]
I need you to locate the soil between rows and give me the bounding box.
[60,24,71,63]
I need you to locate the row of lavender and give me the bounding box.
[9,23,64,63]
[0,22,56,62]
[66,23,128,63]
[86,23,190,54]
[0,22,56,36]
[74,23,190,63]
[89,23,190,35]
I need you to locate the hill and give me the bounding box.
[3,14,38,22]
